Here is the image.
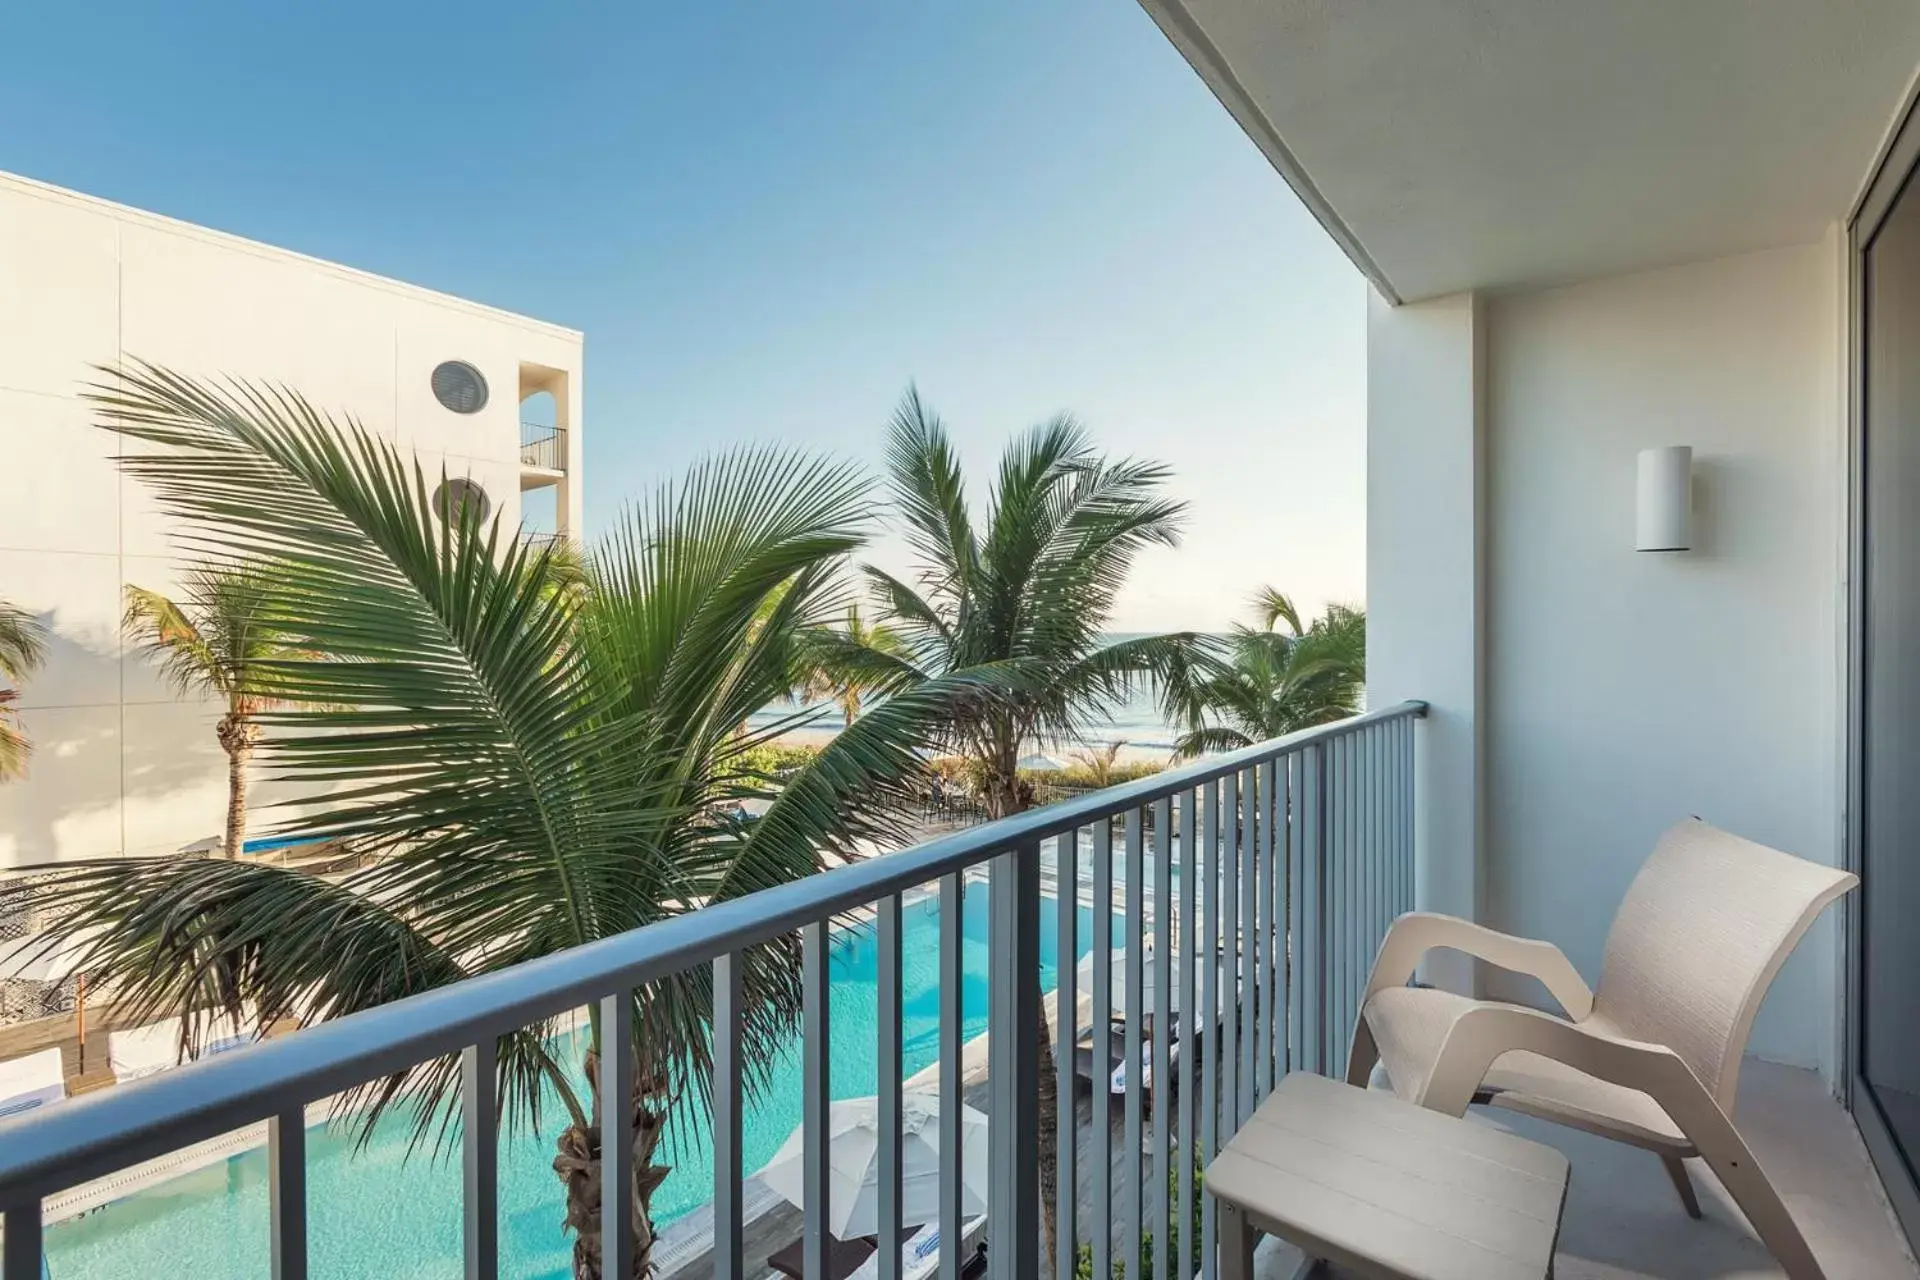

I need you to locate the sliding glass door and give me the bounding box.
[1853,96,1920,1242]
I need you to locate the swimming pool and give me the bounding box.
[42,882,1107,1279]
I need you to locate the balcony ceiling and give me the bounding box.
[1141,0,1920,302]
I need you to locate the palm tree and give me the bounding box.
[124,565,299,859]
[1068,739,1127,788]
[823,387,1208,1262]
[0,599,46,780]
[1174,588,1365,758]
[4,366,966,1279]
[798,603,907,725]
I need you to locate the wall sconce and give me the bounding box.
[1636,446,1692,552]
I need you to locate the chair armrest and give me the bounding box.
[1363,912,1594,1020]
[1417,1002,1707,1118]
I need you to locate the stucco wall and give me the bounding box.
[1365,290,1485,996]
[1481,239,1845,1073]
[0,172,584,866]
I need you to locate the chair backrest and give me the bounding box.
[1593,818,1856,1108]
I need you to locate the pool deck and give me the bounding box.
[656,980,1165,1280]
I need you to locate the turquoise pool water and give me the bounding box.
[43,883,1104,1279]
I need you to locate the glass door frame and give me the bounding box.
[1848,80,1920,1246]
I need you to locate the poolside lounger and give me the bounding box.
[1074,1015,1184,1095]
[1347,818,1855,1280]
[0,1048,66,1120]
[846,1214,988,1280]
[766,1232,878,1280]
[110,1008,261,1083]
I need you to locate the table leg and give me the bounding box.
[1220,1202,1255,1280]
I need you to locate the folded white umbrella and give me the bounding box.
[1075,942,1241,1021]
[758,1091,989,1239]
[0,1048,66,1120]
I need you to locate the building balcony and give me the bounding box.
[520,421,566,476]
[0,702,1907,1278]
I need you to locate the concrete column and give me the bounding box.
[1365,290,1485,995]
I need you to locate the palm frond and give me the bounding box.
[0,600,45,684]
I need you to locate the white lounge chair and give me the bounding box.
[0,1048,66,1120]
[846,1214,988,1280]
[1347,818,1856,1280]
[109,1008,260,1083]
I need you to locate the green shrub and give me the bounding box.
[731,742,821,781]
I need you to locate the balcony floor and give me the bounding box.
[1257,1059,1915,1280]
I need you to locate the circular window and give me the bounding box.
[433,478,494,526]
[430,361,489,414]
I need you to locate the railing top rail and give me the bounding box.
[0,700,1423,1203]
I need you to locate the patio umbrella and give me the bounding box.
[758,1090,989,1239]
[1074,941,1242,1021]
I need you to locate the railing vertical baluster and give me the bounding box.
[1281,754,1296,1076]
[1402,716,1415,916]
[1091,822,1114,1280]
[1337,733,1355,1074]
[463,1038,499,1280]
[802,922,832,1280]
[1384,720,1396,921]
[1123,808,1146,1280]
[1238,767,1257,1121]
[3,1202,42,1280]
[939,874,964,1280]
[600,989,636,1280]
[1177,791,1199,1280]
[1255,759,1276,1100]
[876,899,903,1280]
[714,953,746,1280]
[1199,779,1219,1280]
[1151,796,1173,1280]
[1310,743,1329,1075]
[1326,735,1342,1074]
[1219,771,1239,1136]
[1285,753,1303,1076]
[988,842,1041,1280]
[1055,836,1079,1280]
[270,1107,307,1280]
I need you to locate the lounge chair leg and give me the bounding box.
[1345,1014,1380,1089]
[1662,1154,1703,1219]
[1688,1110,1826,1279]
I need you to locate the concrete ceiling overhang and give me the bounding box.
[1141,0,1920,303]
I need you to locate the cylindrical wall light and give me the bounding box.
[1636,446,1692,552]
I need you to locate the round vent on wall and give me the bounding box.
[433,478,494,527]
[430,361,489,414]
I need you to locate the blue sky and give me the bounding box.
[0,0,1365,631]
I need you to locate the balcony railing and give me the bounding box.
[0,702,1424,1280]
[520,421,566,471]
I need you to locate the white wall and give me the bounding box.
[1481,240,1845,1072]
[1366,290,1485,996]
[0,171,584,866]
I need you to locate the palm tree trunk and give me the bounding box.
[215,711,253,859]
[555,1051,670,1279]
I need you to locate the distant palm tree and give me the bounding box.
[124,565,300,859]
[8,366,959,1279]
[1175,588,1365,758]
[0,599,46,780]
[799,603,906,725]
[1069,739,1128,788]
[822,388,1208,1262]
